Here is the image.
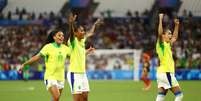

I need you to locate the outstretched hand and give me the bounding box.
[159,13,164,19]
[174,18,180,25]
[87,46,96,55]
[68,13,77,23]
[17,64,24,74]
[94,18,104,26]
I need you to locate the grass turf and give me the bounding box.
[0,80,200,101]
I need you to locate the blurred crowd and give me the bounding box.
[0,8,201,71]
[0,25,47,71]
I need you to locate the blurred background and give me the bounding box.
[0,0,201,101]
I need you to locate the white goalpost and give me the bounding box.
[87,49,142,81]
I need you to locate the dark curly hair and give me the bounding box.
[46,30,60,44]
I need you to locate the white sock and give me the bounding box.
[156,94,165,101]
[175,93,183,101]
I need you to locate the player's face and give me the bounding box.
[53,31,64,44]
[76,26,85,39]
[163,30,172,42]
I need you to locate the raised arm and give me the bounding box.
[68,14,77,43]
[171,18,180,44]
[18,54,41,73]
[158,14,164,39]
[86,18,102,38]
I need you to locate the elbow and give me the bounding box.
[87,33,93,37]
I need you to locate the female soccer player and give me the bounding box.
[18,29,95,101]
[155,13,183,101]
[67,14,102,101]
[141,53,151,91]
[18,30,70,101]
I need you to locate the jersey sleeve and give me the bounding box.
[65,45,71,56]
[68,36,76,49]
[39,44,49,57]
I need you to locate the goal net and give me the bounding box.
[86,49,142,81]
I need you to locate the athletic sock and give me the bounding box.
[174,91,183,101]
[156,93,166,101]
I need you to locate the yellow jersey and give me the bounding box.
[68,37,86,73]
[156,40,175,73]
[40,42,70,81]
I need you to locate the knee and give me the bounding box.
[53,95,60,101]
[158,91,167,96]
[82,92,88,101]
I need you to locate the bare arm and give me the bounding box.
[18,54,41,73]
[86,19,102,38]
[171,18,180,44]
[158,14,164,39]
[68,14,77,43]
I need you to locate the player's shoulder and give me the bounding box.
[40,43,52,55]
[61,44,71,50]
[43,43,52,48]
[60,43,67,47]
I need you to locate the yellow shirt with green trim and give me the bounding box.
[68,37,86,73]
[40,43,70,81]
[156,40,175,73]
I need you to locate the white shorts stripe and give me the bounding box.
[44,80,64,90]
[156,72,179,89]
[67,72,90,94]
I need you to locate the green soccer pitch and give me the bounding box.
[0,80,200,101]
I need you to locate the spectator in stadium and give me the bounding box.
[0,9,200,71]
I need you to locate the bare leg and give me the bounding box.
[49,86,61,101]
[170,86,183,101]
[82,92,88,101]
[73,94,82,101]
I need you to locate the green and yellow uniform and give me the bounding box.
[156,40,175,73]
[68,37,86,73]
[67,37,90,94]
[40,42,70,81]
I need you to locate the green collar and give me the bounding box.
[52,42,61,48]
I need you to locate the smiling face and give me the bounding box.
[162,29,172,42]
[53,31,64,44]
